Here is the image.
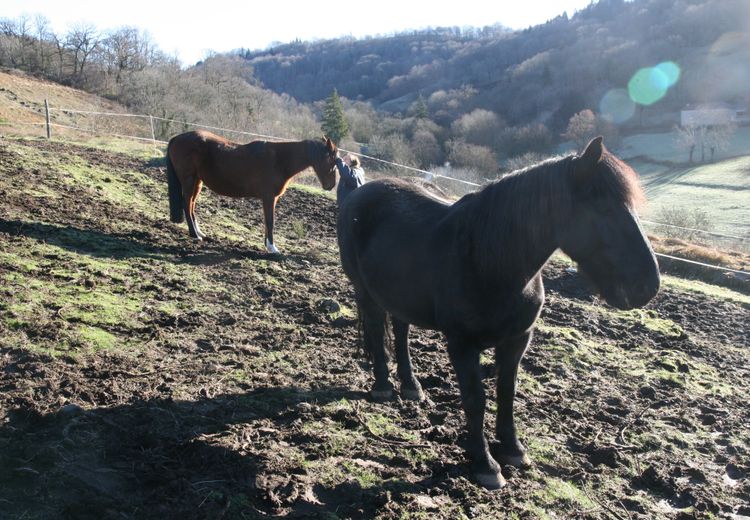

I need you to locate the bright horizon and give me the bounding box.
[3,0,594,66]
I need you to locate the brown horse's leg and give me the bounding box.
[447,336,504,489]
[262,196,279,253]
[491,331,532,468]
[190,179,205,240]
[391,317,424,401]
[181,177,202,240]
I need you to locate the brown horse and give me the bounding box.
[166,130,338,252]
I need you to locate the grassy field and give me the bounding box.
[0,134,747,519]
[618,128,750,242]
[0,73,748,517]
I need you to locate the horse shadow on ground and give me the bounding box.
[0,218,292,266]
[0,385,436,519]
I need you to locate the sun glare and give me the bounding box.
[627,61,681,106]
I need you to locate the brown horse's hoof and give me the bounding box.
[401,386,425,402]
[475,471,506,490]
[370,388,393,402]
[265,240,280,254]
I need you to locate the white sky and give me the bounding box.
[3,0,594,66]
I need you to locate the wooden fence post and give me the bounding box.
[149,115,156,145]
[44,99,51,139]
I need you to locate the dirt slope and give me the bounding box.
[0,137,748,519]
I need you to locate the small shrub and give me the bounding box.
[655,206,713,242]
[291,220,306,239]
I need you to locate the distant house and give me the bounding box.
[680,103,748,126]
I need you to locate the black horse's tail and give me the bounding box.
[355,301,394,362]
[166,146,184,223]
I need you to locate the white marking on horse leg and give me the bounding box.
[265,238,280,254]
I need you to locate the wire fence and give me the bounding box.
[3,102,747,278]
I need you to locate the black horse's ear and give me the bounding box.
[573,136,603,179]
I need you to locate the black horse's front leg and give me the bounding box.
[447,337,504,489]
[491,331,532,468]
[262,196,279,253]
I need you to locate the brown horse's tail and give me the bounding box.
[165,147,184,223]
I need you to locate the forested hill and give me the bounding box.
[240,0,749,131]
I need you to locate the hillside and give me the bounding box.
[0,122,749,519]
[0,69,149,143]
[241,0,750,130]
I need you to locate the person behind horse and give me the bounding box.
[336,153,365,203]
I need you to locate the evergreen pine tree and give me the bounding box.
[321,89,349,144]
[412,94,429,119]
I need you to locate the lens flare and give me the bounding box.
[628,67,670,106]
[599,88,635,123]
[655,61,681,87]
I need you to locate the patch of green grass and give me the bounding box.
[67,137,166,160]
[77,325,118,351]
[340,459,383,488]
[619,308,685,337]
[525,433,572,467]
[662,274,750,307]
[0,249,42,272]
[361,412,419,443]
[290,219,306,239]
[290,182,336,200]
[533,477,596,511]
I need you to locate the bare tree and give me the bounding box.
[33,15,52,74]
[675,124,698,163]
[705,123,735,162]
[102,27,147,85]
[49,31,67,80]
[66,23,100,78]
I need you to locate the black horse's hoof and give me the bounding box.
[370,388,394,402]
[475,470,506,490]
[498,452,532,468]
[490,441,532,468]
[400,386,425,402]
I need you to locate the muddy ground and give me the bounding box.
[0,137,748,519]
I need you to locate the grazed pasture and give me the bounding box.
[0,137,748,519]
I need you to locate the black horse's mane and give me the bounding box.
[452,148,643,282]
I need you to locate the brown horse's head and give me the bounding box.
[310,137,338,191]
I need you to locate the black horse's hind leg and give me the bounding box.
[391,317,424,401]
[360,296,393,401]
[448,337,504,489]
[491,331,532,468]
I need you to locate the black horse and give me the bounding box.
[337,137,660,489]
